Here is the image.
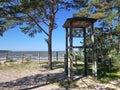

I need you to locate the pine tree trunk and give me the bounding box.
[47,0,55,70]
[118,33,120,51]
[48,30,52,70]
[118,10,120,51]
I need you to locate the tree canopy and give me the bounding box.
[0,0,88,69]
[73,0,120,71]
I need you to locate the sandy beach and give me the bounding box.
[0,60,120,90]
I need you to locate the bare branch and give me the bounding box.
[27,14,49,36]
[40,18,49,26]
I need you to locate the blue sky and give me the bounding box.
[0,9,82,51]
[0,8,99,51]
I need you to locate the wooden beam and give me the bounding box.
[91,23,97,79]
[65,28,68,75]
[69,22,73,81]
[84,28,88,76]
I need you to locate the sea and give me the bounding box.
[0,51,65,61]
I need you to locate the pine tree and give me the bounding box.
[73,0,120,72]
[0,0,87,70]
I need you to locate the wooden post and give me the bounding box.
[22,53,24,63]
[83,28,88,76]
[6,52,9,61]
[91,23,97,79]
[64,54,67,74]
[69,22,73,81]
[56,51,58,61]
[65,28,68,75]
[38,52,40,63]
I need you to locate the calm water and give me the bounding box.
[0,51,65,60]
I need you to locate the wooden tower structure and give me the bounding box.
[63,17,97,80]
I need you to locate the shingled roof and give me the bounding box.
[63,17,97,28]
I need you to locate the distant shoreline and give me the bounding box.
[0,50,65,52]
[0,51,65,61]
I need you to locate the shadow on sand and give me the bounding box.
[0,71,66,90]
[0,61,120,90]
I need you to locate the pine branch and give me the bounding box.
[27,14,49,36]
